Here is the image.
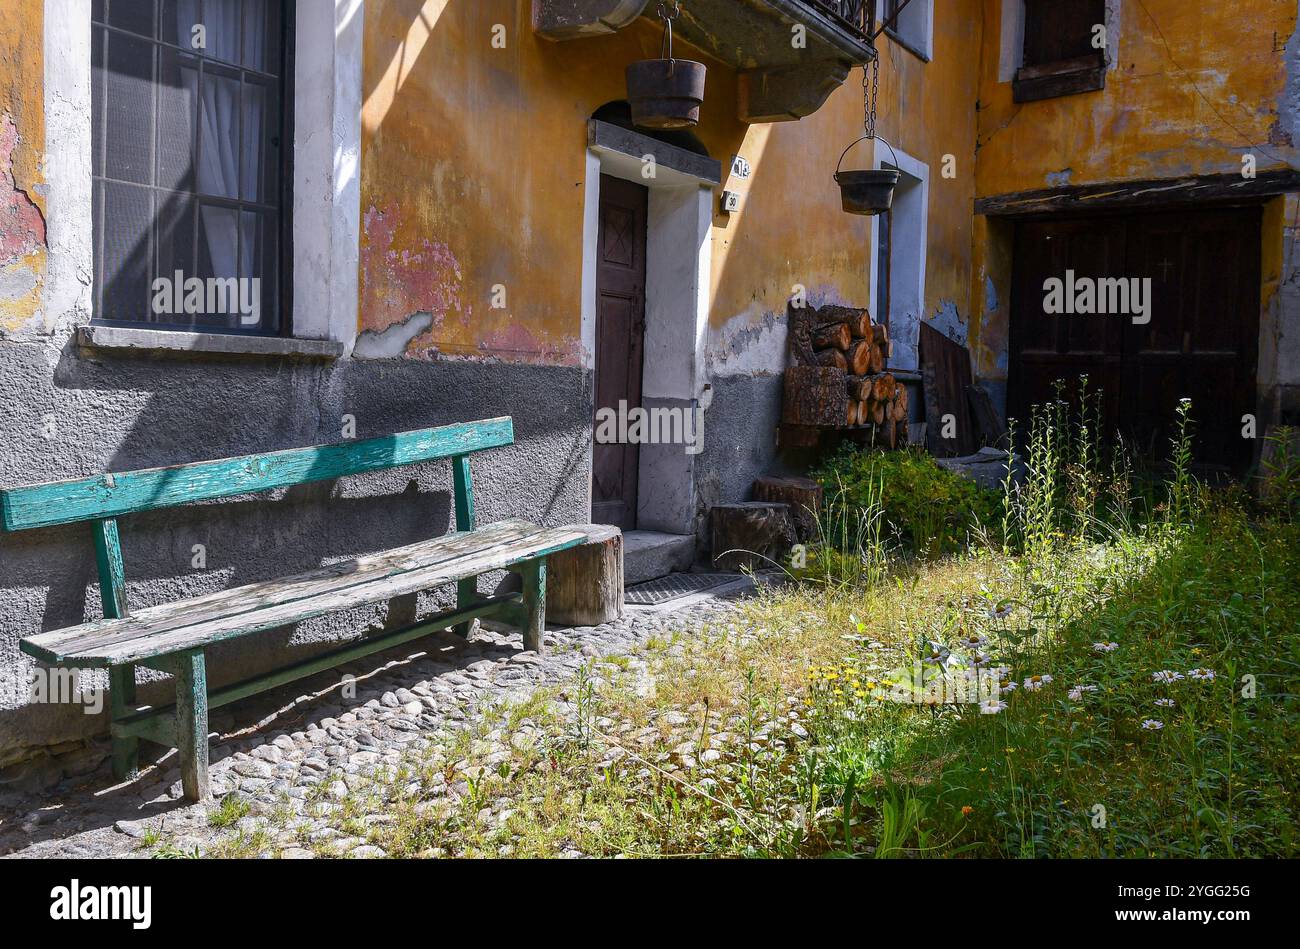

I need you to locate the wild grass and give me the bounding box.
[189,392,1297,859]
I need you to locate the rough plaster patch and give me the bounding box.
[353,310,435,359]
[984,275,999,314]
[706,307,787,377]
[928,299,968,347]
[1046,168,1074,188]
[360,203,464,348]
[1281,27,1300,153]
[0,112,47,330]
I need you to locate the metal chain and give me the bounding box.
[863,53,879,139]
[657,1,681,60]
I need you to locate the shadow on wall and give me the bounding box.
[0,2,602,777]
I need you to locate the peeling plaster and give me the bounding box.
[0,111,46,331]
[928,299,968,347]
[353,309,435,359]
[359,202,464,351]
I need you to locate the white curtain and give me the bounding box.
[177,0,261,326]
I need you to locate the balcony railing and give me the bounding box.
[802,0,874,45]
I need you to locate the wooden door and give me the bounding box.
[592,175,648,529]
[1009,208,1261,474]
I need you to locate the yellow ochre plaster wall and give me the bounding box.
[0,0,48,334]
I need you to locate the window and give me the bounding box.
[878,0,932,61]
[91,0,292,335]
[1013,0,1107,103]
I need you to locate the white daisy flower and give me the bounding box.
[987,603,1014,621]
[922,641,951,666]
[1068,684,1097,701]
[1022,674,1052,692]
[1093,642,1120,653]
[1154,698,1175,708]
[980,699,1008,715]
[957,633,988,650]
[999,679,1018,694]
[1187,668,1216,681]
[1152,670,1185,684]
[1140,719,1164,730]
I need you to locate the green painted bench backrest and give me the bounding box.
[0,417,513,533]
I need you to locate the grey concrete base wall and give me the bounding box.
[693,373,790,560]
[0,336,592,781]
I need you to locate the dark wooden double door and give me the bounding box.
[592,175,648,529]
[1010,207,1261,474]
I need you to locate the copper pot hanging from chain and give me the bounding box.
[626,1,707,130]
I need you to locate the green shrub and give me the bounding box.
[812,446,1000,557]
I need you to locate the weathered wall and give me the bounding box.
[0,0,46,334]
[0,1,591,782]
[971,0,1300,420]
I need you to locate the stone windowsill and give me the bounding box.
[77,324,345,360]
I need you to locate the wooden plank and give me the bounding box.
[174,651,209,801]
[23,524,587,666]
[23,520,541,659]
[975,168,1300,218]
[452,455,477,636]
[920,323,978,458]
[93,517,140,778]
[966,384,1009,449]
[520,558,547,653]
[0,418,515,532]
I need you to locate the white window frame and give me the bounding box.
[43,0,363,355]
[877,0,934,62]
[868,142,928,373]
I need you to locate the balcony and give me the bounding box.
[533,0,877,122]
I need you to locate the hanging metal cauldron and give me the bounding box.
[834,53,899,216]
[834,136,901,216]
[627,2,706,130]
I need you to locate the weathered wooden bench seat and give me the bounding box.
[1,418,584,801]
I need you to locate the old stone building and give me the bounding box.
[1,0,1296,780]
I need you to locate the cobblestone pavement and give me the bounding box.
[0,593,744,859]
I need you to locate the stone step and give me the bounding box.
[622,530,696,585]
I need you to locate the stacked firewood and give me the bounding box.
[783,303,909,445]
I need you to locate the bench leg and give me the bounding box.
[521,558,547,654]
[109,664,138,780]
[174,650,210,802]
[454,577,477,637]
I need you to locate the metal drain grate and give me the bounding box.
[624,572,741,606]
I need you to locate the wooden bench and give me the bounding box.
[0,417,586,801]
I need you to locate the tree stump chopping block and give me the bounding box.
[711,502,796,572]
[544,524,624,626]
[753,476,823,542]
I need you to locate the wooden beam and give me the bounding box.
[0,418,515,532]
[975,168,1300,218]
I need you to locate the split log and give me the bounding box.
[753,476,824,541]
[848,372,895,402]
[868,342,885,374]
[786,301,818,367]
[782,366,848,426]
[545,525,624,626]
[845,340,872,375]
[816,348,848,371]
[711,502,796,572]
[812,321,852,351]
[858,400,871,426]
[871,401,886,425]
[847,401,859,426]
[871,323,889,348]
[848,311,873,339]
